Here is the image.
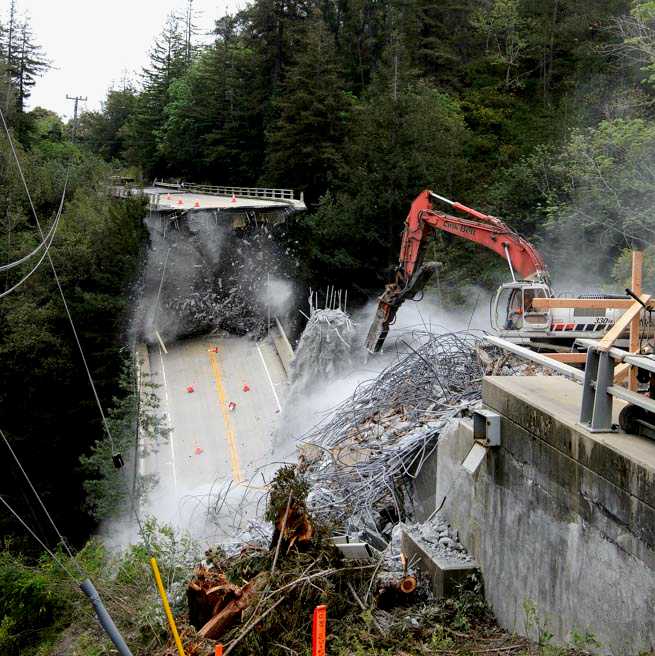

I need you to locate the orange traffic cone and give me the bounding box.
[194,200,200,208]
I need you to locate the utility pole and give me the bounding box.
[66,93,87,138]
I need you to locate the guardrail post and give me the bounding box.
[590,350,615,431]
[580,348,599,425]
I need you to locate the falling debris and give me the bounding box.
[140,215,298,344]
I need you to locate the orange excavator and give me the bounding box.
[366,190,624,353]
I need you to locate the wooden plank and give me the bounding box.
[532,298,639,310]
[543,353,588,363]
[614,362,630,384]
[597,293,651,352]
[629,251,643,391]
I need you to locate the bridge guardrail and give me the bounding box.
[153,179,303,203]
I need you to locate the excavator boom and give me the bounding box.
[366,190,549,353]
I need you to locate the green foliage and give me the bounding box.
[302,79,469,289]
[263,15,355,202]
[0,124,149,546]
[80,358,167,520]
[264,464,310,523]
[0,521,198,656]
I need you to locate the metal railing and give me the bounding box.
[486,335,655,434]
[577,338,655,432]
[153,179,303,202]
[484,336,584,382]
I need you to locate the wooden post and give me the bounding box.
[630,250,644,391]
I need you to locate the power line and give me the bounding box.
[0,202,62,272]
[0,105,117,453]
[0,493,79,582]
[0,181,66,299]
[0,427,82,570]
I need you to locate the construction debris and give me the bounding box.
[289,288,356,391]
[151,327,544,656]
[141,214,297,343]
[299,329,489,541]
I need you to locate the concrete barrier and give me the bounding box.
[270,317,294,377]
[436,375,655,653]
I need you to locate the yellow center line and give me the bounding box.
[208,347,243,483]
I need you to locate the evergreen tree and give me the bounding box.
[263,15,354,202]
[123,14,187,176]
[78,86,138,162]
[13,17,48,114]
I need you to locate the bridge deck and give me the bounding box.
[142,186,306,212]
[140,334,289,543]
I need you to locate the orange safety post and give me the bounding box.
[215,645,223,656]
[312,605,327,656]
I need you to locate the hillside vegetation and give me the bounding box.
[2,0,655,654]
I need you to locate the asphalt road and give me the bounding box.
[141,334,288,542]
[142,187,306,212]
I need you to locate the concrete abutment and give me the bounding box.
[422,375,655,654]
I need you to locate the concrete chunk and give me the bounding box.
[400,528,478,598]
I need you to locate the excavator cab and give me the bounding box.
[492,282,551,333]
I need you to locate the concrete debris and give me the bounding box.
[405,519,474,564]
[299,330,490,543]
[139,212,297,343]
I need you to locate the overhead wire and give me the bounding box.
[0,105,116,452]
[0,493,79,583]
[0,202,62,272]
[0,177,67,299]
[0,427,87,575]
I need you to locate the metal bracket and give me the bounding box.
[472,408,501,447]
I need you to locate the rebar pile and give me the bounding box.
[300,329,488,538]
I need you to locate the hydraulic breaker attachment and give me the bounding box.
[365,262,440,353]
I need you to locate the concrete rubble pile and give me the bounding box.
[403,518,474,564]
[298,330,501,545]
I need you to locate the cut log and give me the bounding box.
[199,572,270,640]
[187,567,239,629]
[399,575,417,594]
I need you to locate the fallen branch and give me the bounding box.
[223,594,287,656]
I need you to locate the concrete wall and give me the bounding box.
[436,375,655,655]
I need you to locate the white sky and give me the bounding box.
[17,0,245,119]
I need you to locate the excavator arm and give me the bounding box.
[365,190,549,353]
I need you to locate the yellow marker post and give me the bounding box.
[150,557,186,656]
